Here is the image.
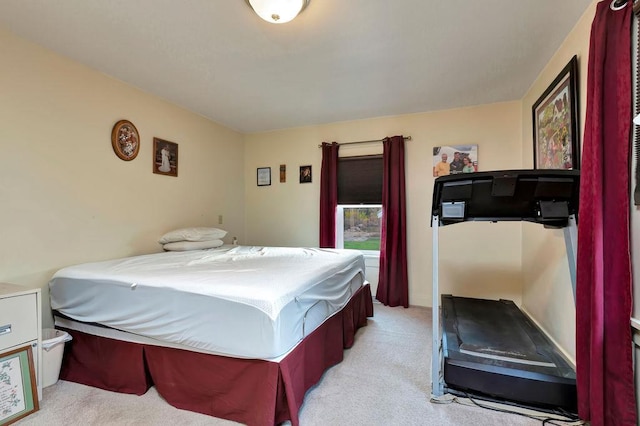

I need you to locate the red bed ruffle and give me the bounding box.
[59,284,373,426]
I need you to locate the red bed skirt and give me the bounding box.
[58,284,373,426]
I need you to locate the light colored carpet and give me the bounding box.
[17,303,552,425]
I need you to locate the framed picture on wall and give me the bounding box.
[532,55,579,170]
[433,145,478,177]
[153,138,178,177]
[257,167,271,186]
[299,165,312,183]
[111,119,140,161]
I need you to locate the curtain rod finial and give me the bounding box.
[610,0,628,10]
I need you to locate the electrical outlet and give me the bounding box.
[218,215,223,224]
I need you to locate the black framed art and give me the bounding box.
[257,167,271,186]
[532,55,580,170]
[299,165,312,183]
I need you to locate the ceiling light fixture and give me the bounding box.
[245,0,310,24]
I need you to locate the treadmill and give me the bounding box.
[430,169,579,413]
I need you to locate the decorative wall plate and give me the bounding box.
[111,119,140,161]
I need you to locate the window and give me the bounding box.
[336,205,382,253]
[336,155,383,253]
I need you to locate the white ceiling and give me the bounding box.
[0,0,593,134]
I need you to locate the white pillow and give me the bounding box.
[163,239,224,251]
[158,227,227,244]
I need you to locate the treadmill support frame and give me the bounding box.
[430,213,578,399]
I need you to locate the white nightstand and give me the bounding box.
[0,282,43,401]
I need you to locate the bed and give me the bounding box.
[48,245,373,426]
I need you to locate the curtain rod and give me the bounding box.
[317,135,411,148]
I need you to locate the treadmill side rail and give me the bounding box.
[431,214,444,397]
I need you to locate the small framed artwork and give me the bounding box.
[279,164,286,183]
[532,55,579,170]
[299,165,312,183]
[257,167,271,186]
[111,119,140,161]
[153,138,178,177]
[433,145,478,177]
[0,346,39,425]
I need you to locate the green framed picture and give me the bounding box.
[0,345,39,425]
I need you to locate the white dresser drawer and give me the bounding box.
[0,292,38,349]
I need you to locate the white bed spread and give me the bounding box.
[49,245,366,359]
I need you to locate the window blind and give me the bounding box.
[337,155,383,204]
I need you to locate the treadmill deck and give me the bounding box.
[441,295,577,412]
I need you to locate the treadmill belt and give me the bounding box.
[441,294,577,411]
[452,297,555,366]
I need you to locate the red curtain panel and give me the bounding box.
[576,2,636,425]
[320,142,339,248]
[376,135,409,307]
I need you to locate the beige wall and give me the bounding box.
[0,28,245,327]
[1,0,598,362]
[520,0,596,363]
[245,102,523,307]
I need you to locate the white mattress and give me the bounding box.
[49,245,366,359]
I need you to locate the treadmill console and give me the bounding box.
[431,169,580,228]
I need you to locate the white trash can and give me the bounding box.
[42,328,72,388]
